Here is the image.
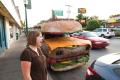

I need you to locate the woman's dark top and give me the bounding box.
[20,47,47,80]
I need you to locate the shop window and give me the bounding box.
[10,28,13,38]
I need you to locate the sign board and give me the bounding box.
[26,0,31,9]
[52,10,63,16]
[78,8,86,14]
[107,18,116,23]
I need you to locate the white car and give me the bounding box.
[86,53,120,80]
[94,28,115,38]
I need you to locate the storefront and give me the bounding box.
[0,14,7,53]
[0,1,23,54]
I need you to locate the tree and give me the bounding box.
[76,13,88,28]
[76,14,84,21]
[86,19,100,31]
[99,20,106,27]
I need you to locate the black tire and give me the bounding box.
[109,36,112,39]
[100,34,105,38]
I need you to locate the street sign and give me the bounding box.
[52,10,63,16]
[78,8,86,14]
[26,0,31,9]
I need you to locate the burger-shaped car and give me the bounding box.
[40,19,91,71]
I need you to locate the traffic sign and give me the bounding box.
[52,10,63,16]
[78,8,86,14]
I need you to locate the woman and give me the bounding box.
[20,31,47,80]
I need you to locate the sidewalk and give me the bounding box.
[0,33,53,80]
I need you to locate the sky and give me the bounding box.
[15,0,120,27]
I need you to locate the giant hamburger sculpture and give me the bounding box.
[40,19,91,71]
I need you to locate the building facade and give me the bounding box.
[107,14,120,28]
[0,0,24,54]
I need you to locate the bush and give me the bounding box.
[86,20,100,31]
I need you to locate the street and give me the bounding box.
[1,1,120,80]
[49,38,120,80]
[89,37,120,64]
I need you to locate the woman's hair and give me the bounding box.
[27,31,41,46]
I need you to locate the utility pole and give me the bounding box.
[25,4,28,35]
[24,0,28,35]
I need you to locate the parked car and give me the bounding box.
[112,28,120,37]
[70,31,110,49]
[94,28,115,38]
[86,53,120,80]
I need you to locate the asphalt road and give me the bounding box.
[49,38,120,80]
[89,37,120,64]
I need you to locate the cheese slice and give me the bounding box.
[44,37,91,50]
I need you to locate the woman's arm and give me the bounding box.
[21,61,32,80]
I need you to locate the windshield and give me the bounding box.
[83,32,98,37]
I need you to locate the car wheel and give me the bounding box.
[101,34,105,38]
[108,36,112,39]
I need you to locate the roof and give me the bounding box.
[97,53,120,65]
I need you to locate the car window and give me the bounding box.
[103,29,107,32]
[94,29,97,32]
[76,33,81,36]
[71,33,81,36]
[81,33,86,36]
[94,29,98,32]
[97,29,102,32]
[78,33,83,36]
[83,32,98,37]
[74,33,80,36]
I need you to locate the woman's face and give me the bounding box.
[36,34,43,47]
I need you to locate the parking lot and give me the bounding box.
[49,37,120,80]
